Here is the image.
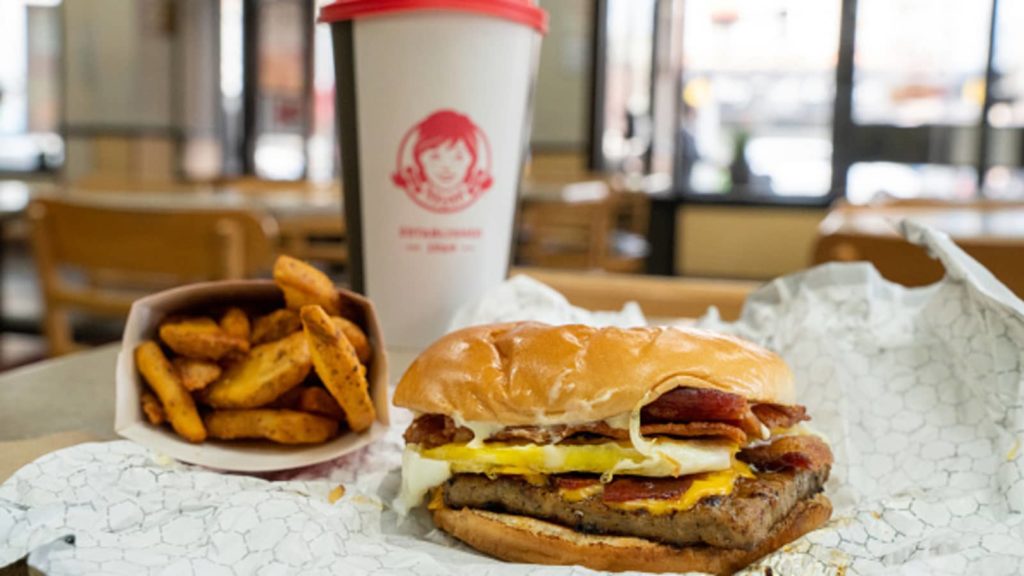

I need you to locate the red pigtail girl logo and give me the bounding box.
[391,109,493,214]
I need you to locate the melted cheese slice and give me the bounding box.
[604,461,754,515]
[395,438,736,514]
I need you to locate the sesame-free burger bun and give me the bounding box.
[394,322,794,426]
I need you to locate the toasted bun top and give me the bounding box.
[393,322,794,425]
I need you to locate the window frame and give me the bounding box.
[590,0,1023,206]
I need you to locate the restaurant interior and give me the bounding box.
[0,0,1021,369]
[0,2,1023,573]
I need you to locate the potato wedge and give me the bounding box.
[159,317,249,361]
[300,305,376,432]
[269,386,344,420]
[251,308,302,345]
[204,409,338,444]
[331,316,371,364]
[273,255,341,315]
[135,341,206,442]
[297,387,346,420]
[269,385,306,410]
[173,357,222,392]
[140,389,166,425]
[220,307,251,342]
[202,331,311,408]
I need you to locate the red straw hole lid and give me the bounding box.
[318,0,548,34]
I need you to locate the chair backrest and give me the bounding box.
[812,206,1024,298]
[517,198,612,270]
[30,198,278,280]
[28,197,278,355]
[517,180,613,270]
[278,213,348,265]
[514,267,759,321]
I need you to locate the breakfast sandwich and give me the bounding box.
[393,322,833,575]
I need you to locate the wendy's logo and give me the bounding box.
[391,109,493,214]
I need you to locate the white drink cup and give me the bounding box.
[320,0,547,349]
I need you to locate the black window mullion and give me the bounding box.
[976,0,1000,196]
[831,0,858,201]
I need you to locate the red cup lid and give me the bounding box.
[318,0,548,34]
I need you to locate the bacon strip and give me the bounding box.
[601,477,695,503]
[403,414,472,448]
[641,387,748,423]
[553,475,600,490]
[489,425,567,444]
[752,404,810,430]
[406,415,749,448]
[404,387,811,449]
[487,422,745,444]
[738,435,833,472]
[620,422,747,445]
[639,387,788,441]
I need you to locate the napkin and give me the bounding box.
[1,220,1022,575]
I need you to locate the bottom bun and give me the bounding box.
[433,493,832,575]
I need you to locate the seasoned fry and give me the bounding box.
[135,341,206,442]
[140,389,166,425]
[328,484,346,504]
[172,357,222,392]
[273,255,341,315]
[269,385,306,410]
[331,316,372,364]
[297,387,346,420]
[136,255,373,448]
[220,307,251,342]
[202,331,311,408]
[269,386,344,419]
[301,305,376,432]
[204,409,339,444]
[159,317,249,361]
[251,308,302,345]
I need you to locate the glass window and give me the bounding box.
[307,8,337,183]
[852,0,992,127]
[220,0,245,175]
[847,162,978,204]
[678,0,840,198]
[252,0,309,181]
[982,0,1024,199]
[0,0,62,173]
[601,0,657,173]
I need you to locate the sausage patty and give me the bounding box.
[442,466,829,550]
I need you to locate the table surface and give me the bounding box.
[0,180,343,219]
[0,345,120,441]
[0,176,603,220]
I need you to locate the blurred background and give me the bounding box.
[0,0,1022,368]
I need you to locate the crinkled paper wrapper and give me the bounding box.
[1,221,1022,575]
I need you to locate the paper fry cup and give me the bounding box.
[115,280,389,473]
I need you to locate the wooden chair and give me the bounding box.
[515,267,759,321]
[812,203,1024,297]
[277,213,348,265]
[602,189,651,274]
[517,181,613,270]
[28,198,278,356]
[518,200,611,269]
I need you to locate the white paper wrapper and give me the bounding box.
[2,220,1023,575]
